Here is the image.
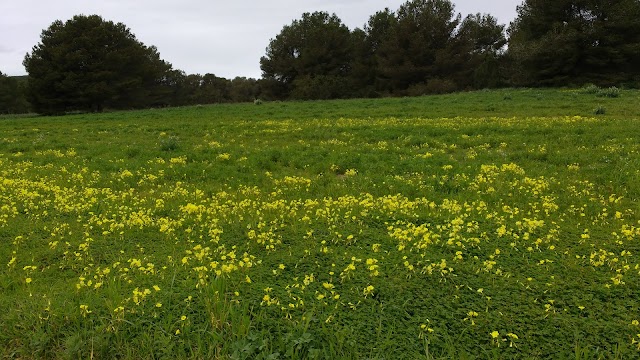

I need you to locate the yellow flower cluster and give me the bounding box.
[2,112,639,354]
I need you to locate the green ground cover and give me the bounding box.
[1,88,640,359]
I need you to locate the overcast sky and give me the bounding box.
[0,0,522,79]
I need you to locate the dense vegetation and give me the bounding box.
[0,72,30,114]
[508,0,640,87]
[1,88,640,358]
[22,15,171,115]
[1,0,639,114]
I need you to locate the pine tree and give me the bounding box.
[260,12,353,99]
[508,0,640,86]
[23,15,172,114]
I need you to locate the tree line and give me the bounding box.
[1,0,639,115]
[0,73,30,114]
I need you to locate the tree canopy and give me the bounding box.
[259,0,509,99]
[260,11,353,99]
[23,14,172,114]
[507,0,640,86]
[380,0,461,92]
[452,13,507,89]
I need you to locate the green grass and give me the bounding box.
[1,88,640,359]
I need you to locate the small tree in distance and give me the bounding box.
[24,14,172,115]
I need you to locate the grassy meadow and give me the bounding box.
[1,88,640,359]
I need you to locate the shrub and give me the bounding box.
[594,106,606,115]
[596,86,620,98]
[581,84,600,94]
[159,135,179,151]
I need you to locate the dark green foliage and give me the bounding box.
[229,77,261,103]
[374,0,461,93]
[157,70,197,106]
[453,13,507,89]
[260,11,353,99]
[507,0,640,87]
[23,15,172,115]
[21,1,640,111]
[260,1,509,100]
[352,8,399,96]
[0,72,30,114]
[256,0,637,98]
[199,73,231,103]
[290,75,352,100]
[361,1,507,95]
[160,71,261,106]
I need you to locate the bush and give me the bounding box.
[580,84,600,94]
[159,135,179,151]
[594,106,606,115]
[596,86,620,98]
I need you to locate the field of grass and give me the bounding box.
[1,88,640,359]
